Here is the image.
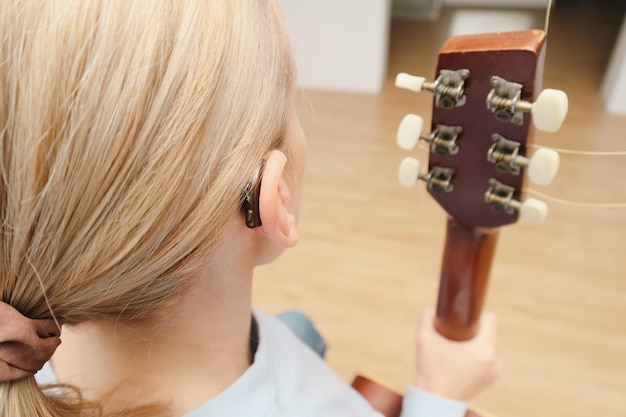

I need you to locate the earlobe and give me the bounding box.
[258,150,298,248]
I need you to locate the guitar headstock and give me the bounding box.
[396,30,567,228]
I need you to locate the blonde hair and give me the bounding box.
[0,0,294,415]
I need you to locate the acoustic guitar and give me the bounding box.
[352,29,568,417]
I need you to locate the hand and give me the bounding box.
[414,308,502,401]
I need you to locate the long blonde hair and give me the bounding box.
[0,0,295,415]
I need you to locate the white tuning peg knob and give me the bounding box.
[398,157,420,188]
[519,198,549,223]
[527,148,560,186]
[530,89,568,133]
[397,114,424,150]
[395,73,427,92]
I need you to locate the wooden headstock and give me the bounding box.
[396,29,567,340]
[397,30,567,228]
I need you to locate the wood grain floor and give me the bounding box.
[253,2,626,417]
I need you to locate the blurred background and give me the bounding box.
[254,1,626,417]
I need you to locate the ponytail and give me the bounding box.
[0,378,91,417]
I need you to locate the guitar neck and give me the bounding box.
[354,28,567,417]
[435,218,499,341]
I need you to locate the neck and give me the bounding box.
[51,228,256,416]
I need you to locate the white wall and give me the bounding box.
[280,0,392,93]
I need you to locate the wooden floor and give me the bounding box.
[253,2,626,417]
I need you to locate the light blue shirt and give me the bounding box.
[36,310,467,417]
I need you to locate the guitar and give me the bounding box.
[352,29,568,417]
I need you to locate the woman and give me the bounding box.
[0,1,500,416]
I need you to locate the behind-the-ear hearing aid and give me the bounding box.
[241,160,266,229]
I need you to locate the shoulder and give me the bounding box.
[253,309,382,416]
[254,311,468,417]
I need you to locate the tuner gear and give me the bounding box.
[487,76,568,132]
[429,125,462,156]
[486,76,526,125]
[396,69,469,109]
[488,134,560,186]
[398,158,455,193]
[485,179,548,223]
[397,114,462,156]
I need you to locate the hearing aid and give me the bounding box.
[241,160,266,229]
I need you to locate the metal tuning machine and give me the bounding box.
[485,179,548,223]
[396,69,470,109]
[488,134,560,186]
[486,76,568,133]
[398,157,455,193]
[397,114,463,156]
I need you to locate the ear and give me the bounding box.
[257,150,298,248]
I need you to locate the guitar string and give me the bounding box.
[531,144,626,156]
[542,1,626,157]
[538,1,626,208]
[528,145,626,207]
[545,0,554,33]
[542,2,626,158]
[526,189,626,208]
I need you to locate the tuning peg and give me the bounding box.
[396,69,470,109]
[487,76,568,132]
[398,157,455,193]
[398,114,463,156]
[485,179,548,223]
[396,73,430,93]
[488,135,560,186]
